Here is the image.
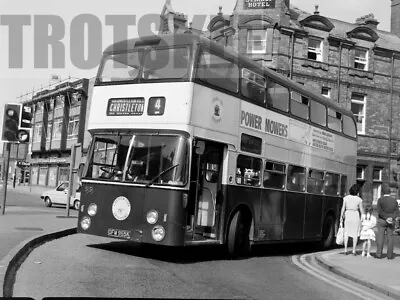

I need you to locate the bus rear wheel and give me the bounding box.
[227,210,251,258]
[320,215,335,250]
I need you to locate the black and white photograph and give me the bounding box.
[0,0,400,299]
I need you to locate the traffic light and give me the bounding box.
[18,104,33,143]
[2,103,21,142]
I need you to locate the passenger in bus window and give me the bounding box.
[263,171,271,187]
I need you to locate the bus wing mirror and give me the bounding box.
[195,141,205,155]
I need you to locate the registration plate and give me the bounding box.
[107,228,132,240]
[107,98,145,116]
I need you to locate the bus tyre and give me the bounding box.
[320,215,335,250]
[45,197,52,207]
[227,210,251,258]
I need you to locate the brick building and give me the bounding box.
[163,0,400,203]
[19,78,94,187]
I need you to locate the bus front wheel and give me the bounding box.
[227,210,251,258]
[320,215,335,250]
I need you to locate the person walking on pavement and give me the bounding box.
[340,184,364,255]
[360,205,376,258]
[375,184,400,260]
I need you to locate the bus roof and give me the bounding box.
[103,34,354,118]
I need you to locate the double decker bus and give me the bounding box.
[77,34,357,257]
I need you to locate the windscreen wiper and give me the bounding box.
[145,164,179,188]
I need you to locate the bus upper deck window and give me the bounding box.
[241,68,266,105]
[99,52,141,83]
[266,79,289,112]
[328,109,342,132]
[197,51,239,93]
[142,48,189,80]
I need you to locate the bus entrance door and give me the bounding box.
[189,140,224,240]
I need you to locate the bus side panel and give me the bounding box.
[259,189,284,240]
[303,194,323,239]
[323,196,341,223]
[283,192,305,240]
[78,183,186,246]
[224,185,260,239]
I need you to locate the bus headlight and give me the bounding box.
[151,225,165,241]
[146,210,158,224]
[88,203,98,216]
[80,217,91,230]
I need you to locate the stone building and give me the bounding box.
[162,0,400,203]
[210,0,400,204]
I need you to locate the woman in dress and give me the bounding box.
[340,184,365,255]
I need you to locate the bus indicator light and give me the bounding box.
[146,210,158,224]
[80,217,91,230]
[151,225,165,241]
[147,97,165,115]
[88,203,98,216]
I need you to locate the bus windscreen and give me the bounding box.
[98,47,190,83]
[85,134,188,186]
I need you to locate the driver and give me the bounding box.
[127,160,145,181]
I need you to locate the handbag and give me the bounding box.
[336,226,344,245]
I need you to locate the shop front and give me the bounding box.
[29,157,71,187]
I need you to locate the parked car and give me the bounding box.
[397,199,400,207]
[41,182,80,210]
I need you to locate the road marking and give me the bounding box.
[291,254,392,300]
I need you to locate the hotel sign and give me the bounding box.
[244,0,275,9]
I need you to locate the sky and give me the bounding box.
[0,0,392,118]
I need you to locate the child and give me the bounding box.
[360,205,377,257]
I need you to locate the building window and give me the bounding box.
[39,167,48,186]
[55,95,64,115]
[351,93,366,134]
[356,165,365,180]
[46,120,53,142]
[372,167,382,181]
[247,29,267,54]
[307,37,323,61]
[70,92,81,107]
[354,48,368,71]
[67,116,80,139]
[33,122,42,143]
[52,118,63,140]
[58,167,69,185]
[46,100,54,113]
[321,87,331,98]
[372,167,383,201]
[35,102,43,113]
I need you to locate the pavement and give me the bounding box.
[0,184,78,297]
[0,184,400,298]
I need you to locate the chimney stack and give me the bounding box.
[391,0,400,36]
